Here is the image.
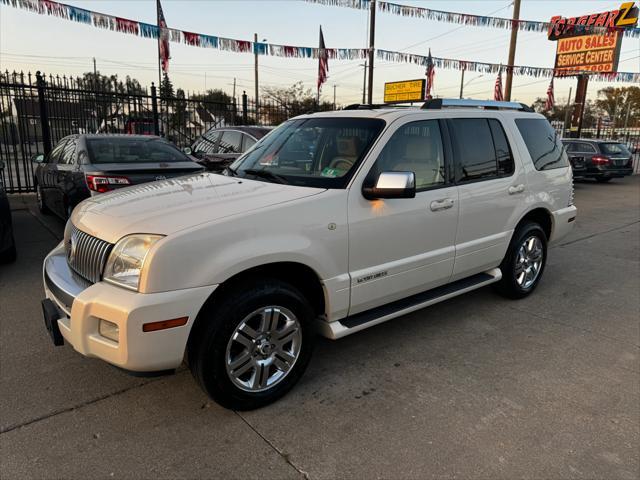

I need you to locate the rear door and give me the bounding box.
[448,116,524,281]
[40,139,68,213]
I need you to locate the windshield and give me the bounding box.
[229,117,385,188]
[87,138,190,164]
[600,143,631,156]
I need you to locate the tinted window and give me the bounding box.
[193,129,221,155]
[231,118,385,189]
[372,120,445,190]
[59,139,77,165]
[600,143,631,156]
[86,138,190,163]
[47,139,68,164]
[218,131,243,154]
[488,119,514,176]
[515,118,569,170]
[566,142,596,153]
[450,119,497,182]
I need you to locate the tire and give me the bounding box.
[596,177,612,183]
[188,278,316,410]
[495,222,547,299]
[36,184,50,214]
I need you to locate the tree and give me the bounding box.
[191,89,237,126]
[531,97,597,130]
[159,72,174,99]
[595,86,640,128]
[261,81,333,124]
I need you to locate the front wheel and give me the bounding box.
[495,222,547,299]
[188,279,316,410]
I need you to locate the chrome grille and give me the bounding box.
[65,226,113,284]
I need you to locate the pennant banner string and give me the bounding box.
[304,0,640,39]
[0,0,369,60]
[377,49,640,83]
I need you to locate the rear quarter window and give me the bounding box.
[600,143,631,156]
[515,118,569,171]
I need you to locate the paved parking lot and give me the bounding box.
[1,177,639,479]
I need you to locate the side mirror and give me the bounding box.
[362,171,416,200]
[32,153,45,163]
[182,146,192,155]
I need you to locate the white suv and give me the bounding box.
[42,99,577,409]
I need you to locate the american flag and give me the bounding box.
[545,76,555,111]
[157,0,170,73]
[317,26,329,94]
[494,69,504,101]
[425,49,435,98]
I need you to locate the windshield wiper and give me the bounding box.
[243,168,289,184]
[225,166,238,176]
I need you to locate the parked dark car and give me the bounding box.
[0,161,17,263]
[562,139,634,182]
[33,134,204,220]
[187,126,272,172]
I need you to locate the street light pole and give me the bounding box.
[459,67,465,99]
[361,61,367,104]
[254,33,259,115]
[460,74,484,98]
[333,84,337,109]
[504,0,521,101]
[366,0,376,105]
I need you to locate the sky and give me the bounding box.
[0,0,639,105]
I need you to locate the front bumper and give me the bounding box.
[550,205,577,244]
[43,242,217,371]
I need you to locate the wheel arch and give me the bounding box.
[187,261,327,346]
[514,207,553,241]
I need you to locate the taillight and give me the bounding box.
[85,174,130,193]
[591,155,610,166]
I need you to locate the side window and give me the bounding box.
[218,131,243,154]
[243,135,257,152]
[450,118,497,182]
[59,139,77,165]
[47,139,68,164]
[372,120,445,190]
[564,142,577,152]
[576,142,597,153]
[488,119,514,176]
[194,130,221,155]
[515,118,569,171]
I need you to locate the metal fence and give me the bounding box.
[0,70,305,193]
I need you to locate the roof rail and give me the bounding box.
[342,103,417,110]
[422,98,534,112]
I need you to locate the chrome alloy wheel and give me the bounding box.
[225,306,302,393]
[515,235,544,289]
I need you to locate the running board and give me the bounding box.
[320,268,502,340]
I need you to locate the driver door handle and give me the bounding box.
[430,198,455,211]
[508,184,525,195]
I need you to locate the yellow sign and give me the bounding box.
[383,79,425,103]
[555,31,622,73]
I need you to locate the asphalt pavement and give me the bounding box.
[1,177,639,479]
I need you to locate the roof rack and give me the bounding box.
[422,98,533,112]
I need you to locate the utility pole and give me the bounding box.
[361,61,367,104]
[93,57,97,77]
[254,33,259,115]
[504,0,521,101]
[367,0,376,105]
[459,67,465,99]
[333,84,337,110]
[563,86,572,138]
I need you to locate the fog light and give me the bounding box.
[99,319,119,342]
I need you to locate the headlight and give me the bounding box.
[103,234,164,291]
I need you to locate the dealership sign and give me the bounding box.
[383,79,426,103]
[548,2,638,40]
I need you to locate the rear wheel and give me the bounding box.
[495,222,547,299]
[188,279,316,410]
[36,184,50,214]
[596,177,612,183]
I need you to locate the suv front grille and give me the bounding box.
[65,226,113,284]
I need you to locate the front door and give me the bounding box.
[348,118,459,315]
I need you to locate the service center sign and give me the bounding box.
[554,31,622,73]
[383,79,425,103]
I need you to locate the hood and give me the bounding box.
[72,173,324,243]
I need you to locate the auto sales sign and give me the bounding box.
[549,2,638,74]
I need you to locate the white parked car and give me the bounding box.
[42,99,577,409]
